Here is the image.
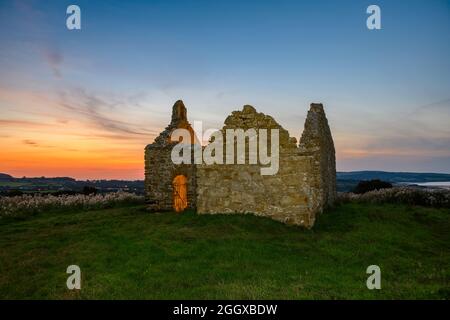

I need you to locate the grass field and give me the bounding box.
[0,181,30,187]
[0,203,448,299]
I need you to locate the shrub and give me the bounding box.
[50,190,79,196]
[0,190,24,197]
[337,187,450,208]
[0,191,145,218]
[353,179,392,194]
[82,186,98,195]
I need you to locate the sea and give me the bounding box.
[408,181,450,189]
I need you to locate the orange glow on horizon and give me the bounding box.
[0,88,155,180]
[2,87,449,179]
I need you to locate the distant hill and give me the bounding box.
[2,171,450,194]
[0,173,75,182]
[336,171,450,192]
[337,171,450,183]
[0,173,14,181]
[0,173,144,195]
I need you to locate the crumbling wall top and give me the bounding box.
[149,100,198,147]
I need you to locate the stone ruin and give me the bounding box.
[144,100,336,228]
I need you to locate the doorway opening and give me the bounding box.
[172,175,187,212]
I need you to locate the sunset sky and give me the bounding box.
[1,0,449,179]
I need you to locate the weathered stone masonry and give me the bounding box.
[144,100,197,211]
[145,100,336,228]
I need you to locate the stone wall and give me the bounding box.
[144,100,197,211]
[145,100,336,228]
[196,104,336,228]
[298,103,337,212]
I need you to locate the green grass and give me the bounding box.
[0,203,448,299]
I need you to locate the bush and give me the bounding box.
[353,179,392,194]
[82,186,98,195]
[0,190,24,197]
[50,190,79,196]
[337,187,450,208]
[0,191,145,218]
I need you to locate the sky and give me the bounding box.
[0,0,449,179]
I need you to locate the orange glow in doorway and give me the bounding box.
[173,175,187,212]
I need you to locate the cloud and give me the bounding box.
[57,88,158,137]
[366,136,450,153]
[415,98,450,112]
[0,119,49,127]
[75,133,156,141]
[13,0,44,21]
[43,48,63,78]
[22,139,38,145]
[0,85,161,148]
[22,139,55,149]
[13,0,64,78]
[20,139,78,152]
[332,96,450,173]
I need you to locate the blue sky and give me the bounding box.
[0,0,449,178]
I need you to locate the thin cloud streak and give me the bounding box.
[43,47,63,78]
[57,88,159,137]
[22,139,38,146]
[0,119,51,127]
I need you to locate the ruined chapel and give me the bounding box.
[145,100,336,228]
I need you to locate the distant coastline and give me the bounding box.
[2,171,450,194]
[402,181,450,190]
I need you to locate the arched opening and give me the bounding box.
[172,175,187,212]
